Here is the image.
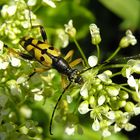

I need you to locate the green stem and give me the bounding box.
[103,64,125,69]
[96,44,100,63]
[111,71,122,77]
[73,38,88,67]
[105,46,121,62]
[120,86,134,94]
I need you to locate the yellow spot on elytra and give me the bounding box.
[26,45,34,51]
[32,39,38,45]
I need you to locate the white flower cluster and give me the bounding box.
[0,0,37,44]
[76,64,140,137]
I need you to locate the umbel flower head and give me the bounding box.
[76,65,140,137]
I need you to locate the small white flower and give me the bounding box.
[92,119,100,131]
[65,20,73,31]
[106,111,115,120]
[17,75,27,84]
[127,75,138,93]
[31,88,41,93]
[119,30,137,48]
[19,126,28,134]
[126,30,137,46]
[32,88,43,101]
[98,95,105,106]
[88,55,98,67]
[89,24,101,45]
[8,30,16,40]
[97,73,108,82]
[57,29,69,48]
[34,94,43,101]
[10,57,21,67]
[102,128,111,137]
[43,0,56,8]
[80,83,88,99]
[20,106,32,118]
[65,126,75,135]
[124,123,136,131]
[66,95,73,103]
[0,60,9,69]
[27,0,37,6]
[133,63,140,73]
[97,73,112,84]
[78,100,90,114]
[0,40,4,54]
[114,124,121,133]
[1,5,17,17]
[21,21,31,29]
[126,68,131,78]
[121,112,130,124]
[133,107,140,115]
[127,75,136,87]
[126,60,140,74]
[64,20,76,37]
[10,84,21,95]
[8,5,17,16]
[89,24,100,38]
[24,9,36,21]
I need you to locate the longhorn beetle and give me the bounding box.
[19,25,84,135]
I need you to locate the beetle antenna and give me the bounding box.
[49,82,71,135]
[80,61,109,75]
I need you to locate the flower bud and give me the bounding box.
[119,90,129,100]
[89,96,96,107]
[89,24,101,45]
[118,100,126,108]
[124,102,135,112]
[119,30,137,48]
[88,55,98,67]
[98,95,105,106]
[106,86,120,96]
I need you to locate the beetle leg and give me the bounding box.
[64,50,74,62]
[61,74,69,89]
[32,25,47,42]
[69,58,82,68]
[28,67,50,80]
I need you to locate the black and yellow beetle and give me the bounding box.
[19,26,83,84]
[5,25,84,135]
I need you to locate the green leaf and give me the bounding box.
[36,1,95,39]
[0,94,8,107]
[0,132,6,140]
[99,0,140,29]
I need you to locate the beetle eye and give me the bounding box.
[75,76,83,84]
